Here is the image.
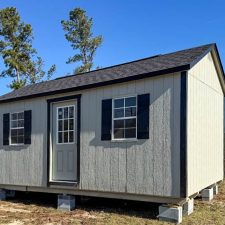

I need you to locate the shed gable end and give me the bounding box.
[189,51,223,95]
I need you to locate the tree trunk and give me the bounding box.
[16,70,20,82]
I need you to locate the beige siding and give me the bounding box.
[0,72,181,198]
[187,52,224,196]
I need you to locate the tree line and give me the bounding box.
[0,7,103,90]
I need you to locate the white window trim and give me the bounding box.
[112,96,137,141]
[10,111,25,146]
[56,105,75,145]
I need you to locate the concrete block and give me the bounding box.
[158,205,182,224]
[183,198,194,216]
[0,189,6,200]
[213,185,218,195]
[201,187,213,201]
[57,194,76,211]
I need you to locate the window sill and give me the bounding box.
[9,144,25,146]
[111,139,138,143]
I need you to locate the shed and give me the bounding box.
[0,43,224,215]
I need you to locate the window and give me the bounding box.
[112,96,137,139]
[57,106,75,144]
[10,112,24,144]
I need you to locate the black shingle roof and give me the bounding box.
[0,43,222,103]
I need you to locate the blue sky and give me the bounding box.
[0,0,225,95]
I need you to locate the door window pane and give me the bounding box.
[64,120,68,131]
[58,108,63,119]
[57,106,75,144]
[69,131,74,142]
[64,132,68,143]
[58,120,63,131]
[69,107,74,118]
[69,119,74,130]
[64,107,68,119]
[58,132,63,143]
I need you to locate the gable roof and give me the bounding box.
[0,43,224,103]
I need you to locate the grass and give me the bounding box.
[0,182,225,224]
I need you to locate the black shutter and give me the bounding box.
[3,113,10,145]
[137,94,150,139]
[24,110,32,144]
[101,99,112,140]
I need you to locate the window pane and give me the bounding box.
[125,107,136,117]
[17,136,24,144]
[58,108,63,119]
[11,136,17,144]
[11,113,17,120]
[114,108,124,118]
[64,119,68,131]
[125,97,136,107]
[11,121,18,128]
[17,128,24,136]
[69,119,74,130]
[11,129,17,137]
[64,132,68,143]
[69,131,74,142]
[114,129,124,139]
[114,120,124,129]
[125,119,136,128]
[58,132,62,143]
[64,107,68,119]
[58,120,63,131]
[125,128,136,138]
[69,107,74,118]
[114,99,124,108]
[18,112,24,120]
[18,120,24,127]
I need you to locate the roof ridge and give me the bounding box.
[55,43,215,81]
[55,54,162,80]
[0,43,219,103]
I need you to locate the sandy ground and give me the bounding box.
[0,182,225,225]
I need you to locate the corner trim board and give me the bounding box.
[46,94,82,186]
[180,71,187,197]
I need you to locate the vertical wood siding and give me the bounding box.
[0,73,181,197]
[80,73,181,197]
[0,98,47,186]
[187,52,224,196]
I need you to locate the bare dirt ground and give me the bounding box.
[0,181,225,225]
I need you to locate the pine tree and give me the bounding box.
[61,8,103,73]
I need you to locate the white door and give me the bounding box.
[51,100,77,181]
